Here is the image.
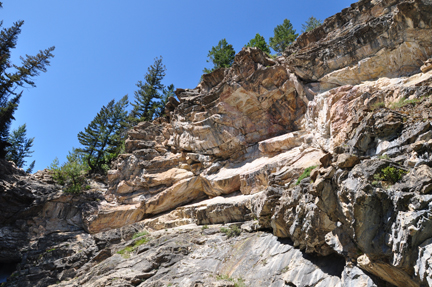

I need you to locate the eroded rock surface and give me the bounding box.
[2,0,432,286]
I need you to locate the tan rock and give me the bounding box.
[335,154,360,169]
[421,58,432,73]
[357,254,418,287]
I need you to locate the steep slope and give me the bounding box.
[2,0,432,286]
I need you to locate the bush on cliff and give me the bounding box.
[296,165,317,185]
[49,148,89,193]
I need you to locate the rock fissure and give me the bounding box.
[2,1,432,286]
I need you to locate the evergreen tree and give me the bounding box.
[129,57,166,124]
[77,95,128,174]
[301,16,323,33]
[0,5,55,158]
[49,148,89,193]
[154,83,175,118]
[203,38,235,74]
[245,33,271,54]
[5,123,35,172]
[269,19,298,54]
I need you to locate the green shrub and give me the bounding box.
[117,234,150,258]
[389,97,420,109]
[374,166,407,184]
[132,230,149,239]
[216,275,246,287]
[220,225,241,238]
[371,101,385,110]
[296,165,317,185]
[378,154,390,160]
[201,225,209,230]
[49,149,89,194]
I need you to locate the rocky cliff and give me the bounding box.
[2,0,432,286]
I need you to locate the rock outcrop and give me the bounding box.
[2,0,432,286]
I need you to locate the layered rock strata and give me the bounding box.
[2,0,432,286]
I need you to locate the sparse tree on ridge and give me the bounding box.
[245,33,271,55]
[5,123,35,173]
[154,83,175,119]
[77,95,129,174]
[203,38,235,74]
[129,57,167,124]
[301,16,323,33]
[0,3,55,159]
[269,19,298,55]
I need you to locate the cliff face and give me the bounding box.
[2,0,432,286]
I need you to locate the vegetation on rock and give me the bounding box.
[77,95,129,174]
[301,16,323,33]
[269,19,298,54]
[203,38,235,74]
[296,165,317,185]
[245,33,271,55]
[374,165,407,185]
[49,148,89,193]
[5,124,35,173]
[129,56,173,124]
[220,225,241,238]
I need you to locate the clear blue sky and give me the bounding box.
[2,0,353,172]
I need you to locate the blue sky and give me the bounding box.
[2,0,353,172]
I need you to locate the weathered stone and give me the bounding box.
[335,154,360,169]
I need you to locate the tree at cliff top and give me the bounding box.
[269,19,298,55]
[301,16,323,33]
[128,56,168,124]
[77,95,128,174]
[5,123,35,173]
[245,33,271,55]
[203,38,235,74]
[153,83,175,119]
[0,3,55,159]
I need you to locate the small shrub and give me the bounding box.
[296,165,317,185]
[371,101,385,110]
[378,154,390,160]
[220,225,241,238]
[132,231,149,239]
[49,148,89,194]
[216,275,245,287]
[201,225,209,230]
[116,236,150,259]
[117,246,134,258]
[134,237,150,247]
[389,97,420,109]
[374,166,407,185]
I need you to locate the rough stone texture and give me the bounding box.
[3,1,432,286]
[285,0,432,87]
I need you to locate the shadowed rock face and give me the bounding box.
[2,1,432,286]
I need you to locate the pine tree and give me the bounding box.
[129,57,166,124]
[154,83,175,119]
[5,123,35,172]
[77,95,128,174]
[203,39,235,74]
[245,33,271,54]
[0,4,55,158]
[269,19,298,55]
[301,16,323,33]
